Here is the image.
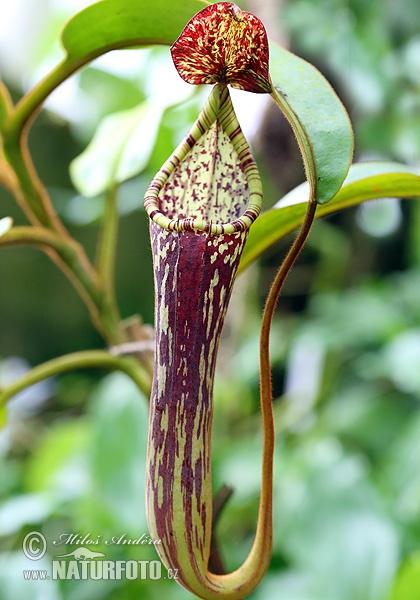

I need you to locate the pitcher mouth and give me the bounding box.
[144,85,263,236]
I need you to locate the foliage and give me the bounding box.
[0,0,419,599]
[241,162,420,271]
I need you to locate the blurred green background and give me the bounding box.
[1,1,420,598]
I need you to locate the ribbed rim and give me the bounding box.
[144,85,262,235]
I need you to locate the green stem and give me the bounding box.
[3,60,78,139]
[252,199,317,582]
[1,224,84,253]
[1,48,153,373]
[259,198,318,405]
[97,185,118,293]
[0,350,151,406]
[1,124,116,339]
[1,60,124,344]
[0,80,13,127]
[95,185,124,341]
[2,130,70,232]
[2,64,73,232]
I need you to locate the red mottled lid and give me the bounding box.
[171,2,271,94]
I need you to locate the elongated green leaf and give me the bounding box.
[270,42,354,205]
[61,0,207,63]
[240,162,420,273]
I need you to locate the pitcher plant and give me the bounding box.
[5,1,420,599]
[144,3,345,598]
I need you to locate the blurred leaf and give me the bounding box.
[309,286,404,348]
[3,0,208,135]
[77,67,146,134]
[82,373,149,532]
[0,405,6,430]
[356,197,402,238]
[384,330,420,395]
[282,0,391,115]
[61,0,207,65]
[214,437,263,501]
[323,384,411,460]
[0,494,54,536]
[146,92,204,174]
[254,571,325,600]
[70,101,163,196]
[70,50,199,196]
[240,162,420,272]
[270,42,354,205]
[380,413,420,524]
[25,420,91,497]
[390,554,420,600]
[277,438,399,600]
[0,553,60,600]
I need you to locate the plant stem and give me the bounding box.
[0,131,115,331]
[0,48,154,393]
[256,198,317,577]
[1,61,125,344]
[0,226,117,338]
[95,185,124,341]
[259,198,317,405]
[0,145,123,342]
[0,350,151,406]
[4,60,78,138]
[97,185,118,294]
[3,139,62,230]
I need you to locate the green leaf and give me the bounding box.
[380,412,420,525]
[275,437,399,600]
[25,420,91,493]
[88,373,149,531]
[70,101,164,197]
[2,0,208,138]
[70,49,201,196]
[78,67,146,128]
[61,0,208,65]
[240,162,420,272]
[390,554,420,600]
[0,405,7,430]
[270,42,354,205]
